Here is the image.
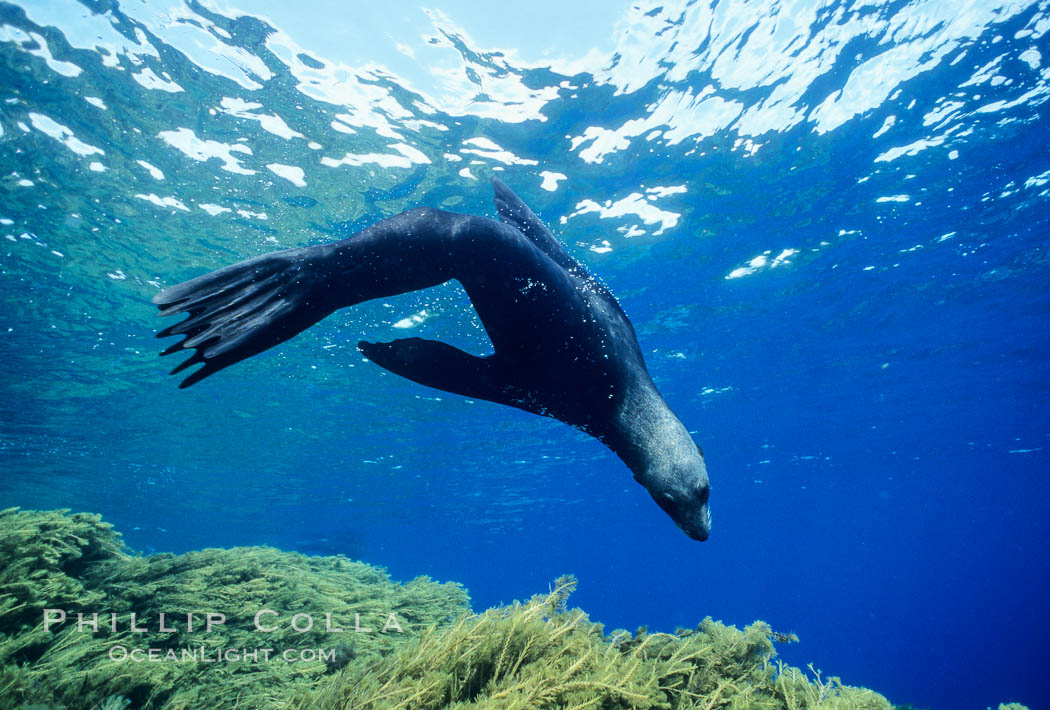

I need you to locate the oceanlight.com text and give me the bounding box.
[107,646,337,664]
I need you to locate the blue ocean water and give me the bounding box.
[0,0,1048,707]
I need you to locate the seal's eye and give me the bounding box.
[696,484,710,505]
[696,443,705,458]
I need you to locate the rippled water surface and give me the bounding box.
[1,0,1048,707]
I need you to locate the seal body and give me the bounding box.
[154,179,711,540]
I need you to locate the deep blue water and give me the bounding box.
[1,0,1048,708]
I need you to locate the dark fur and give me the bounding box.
[155,179,711,539]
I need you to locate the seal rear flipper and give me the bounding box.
[154,250,329,388]
[358,338,511,404]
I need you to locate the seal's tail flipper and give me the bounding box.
[358,338,511,405]
[154,250,328,388]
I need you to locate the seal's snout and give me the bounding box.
[678,475,711,541]
[687,504,712,541]
[654,487,711,542]
[676,493,711,541]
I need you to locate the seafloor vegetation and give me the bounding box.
[0,507,468,709]
[0,509,1029,710]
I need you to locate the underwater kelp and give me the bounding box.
[304,576,895,710]
[0,510,1029,710]
[0,508,470,709]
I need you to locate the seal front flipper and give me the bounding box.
[154,249,330,388]
[491,178,579,273]
[358,338,513,405]
[491,179,623,313]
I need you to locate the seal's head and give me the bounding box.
[643,444,711,541]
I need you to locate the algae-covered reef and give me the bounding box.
[0,508,469,709]
[306,576,892,710]
[0,509,1023,710]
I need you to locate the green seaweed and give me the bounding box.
[0,509,1030,710]
[0,508,469,709]
[304,576,894,710]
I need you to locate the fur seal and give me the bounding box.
[154,179,711,540]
